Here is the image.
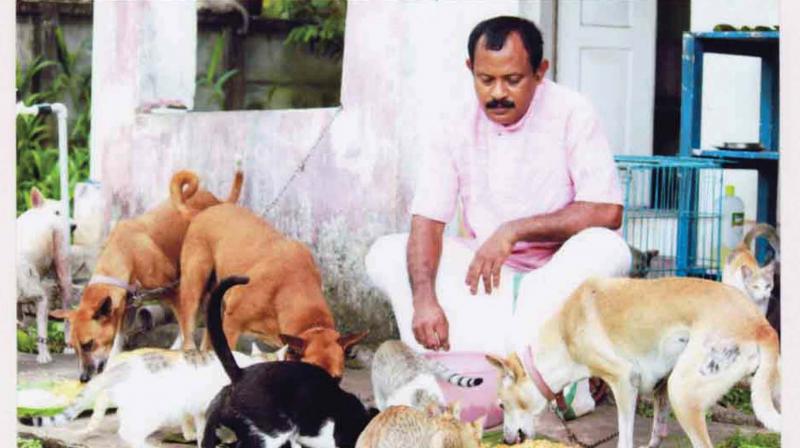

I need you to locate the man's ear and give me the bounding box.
[49,309,73,321]
[30,187,45,208]
[279,333,307,358]
[465,58,473,72]
[536,58,550,79]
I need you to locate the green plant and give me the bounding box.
[719,384,754,415]
[262,0,346,58]
[716,431,780,448]
[17,321,66,354]
[196,33,239,110]
[17,437,44,448]
[16,28,92,215]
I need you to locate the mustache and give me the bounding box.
[486,98,515,109]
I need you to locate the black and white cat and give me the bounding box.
[202,276,377,448]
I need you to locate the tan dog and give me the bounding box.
[173,190,367,379]
[487,277,780,448]
[356,403,484,448]
[51,167,243,382]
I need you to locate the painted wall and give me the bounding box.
[691,0,779,225]
[90,1,545,342]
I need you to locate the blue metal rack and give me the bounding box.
[679,31,779,261]
[616,155,724,279]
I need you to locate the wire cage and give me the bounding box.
[615,155,724,279]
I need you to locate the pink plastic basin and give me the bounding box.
[423,351,502,428]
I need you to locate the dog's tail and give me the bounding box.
[751,322,781,432]
[225,156,244,204]
[425,358,483,388]
[741,223,780,262]
[207,275,250,383]
[170,170,201,220]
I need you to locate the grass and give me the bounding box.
[17,438,43,448]
[716,431,780,448]
[719,384,754,415]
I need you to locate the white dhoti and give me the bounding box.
[365,227,632,421]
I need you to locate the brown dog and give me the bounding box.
[51,168,243,382]
[173,189,366,380]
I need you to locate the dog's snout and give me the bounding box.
[79,371,91,383]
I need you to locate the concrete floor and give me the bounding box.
[17,352,771,447]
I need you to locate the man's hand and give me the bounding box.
[412,298,450,351]
[466,222,517,294]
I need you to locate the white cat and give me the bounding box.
[722,223,779,315]
[20,343,286,448]
[371,340,483,411]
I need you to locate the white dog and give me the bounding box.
[17,187,73,363]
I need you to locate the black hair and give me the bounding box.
[467,16,544,71]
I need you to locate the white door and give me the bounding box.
[556,0,657,156]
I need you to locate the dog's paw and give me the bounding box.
[36,350,53,364]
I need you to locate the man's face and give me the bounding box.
[468,32,547,126]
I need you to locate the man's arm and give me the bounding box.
[407,215,450,351]
[465,201,622,294]
[506,201,622,243]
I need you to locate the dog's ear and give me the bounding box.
[92,297,113,320]
[30,187,45,208]
[279,333,307,358]
[49,309,73,321]
[507,353,527,382]
[337,330,369,355]
[274,345,289,361]
[485,353,508,373]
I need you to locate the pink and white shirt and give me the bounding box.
[410,79,622,272]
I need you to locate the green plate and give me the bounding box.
[17,380,84,418]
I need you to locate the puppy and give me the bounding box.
[202,276,376,448]
[16,187,73,363]
[51,166,243,382]
[488,277,780,447]
[173,186,367,379]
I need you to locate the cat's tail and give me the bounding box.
[742,223,780,261]
[425,359,484,388]
[207,275,250,383]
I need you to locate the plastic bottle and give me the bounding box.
[719,185,745,262]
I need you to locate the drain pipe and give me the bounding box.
[16,102,71,238]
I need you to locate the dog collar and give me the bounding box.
[521,346,569,412]
[88,275,138,295]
